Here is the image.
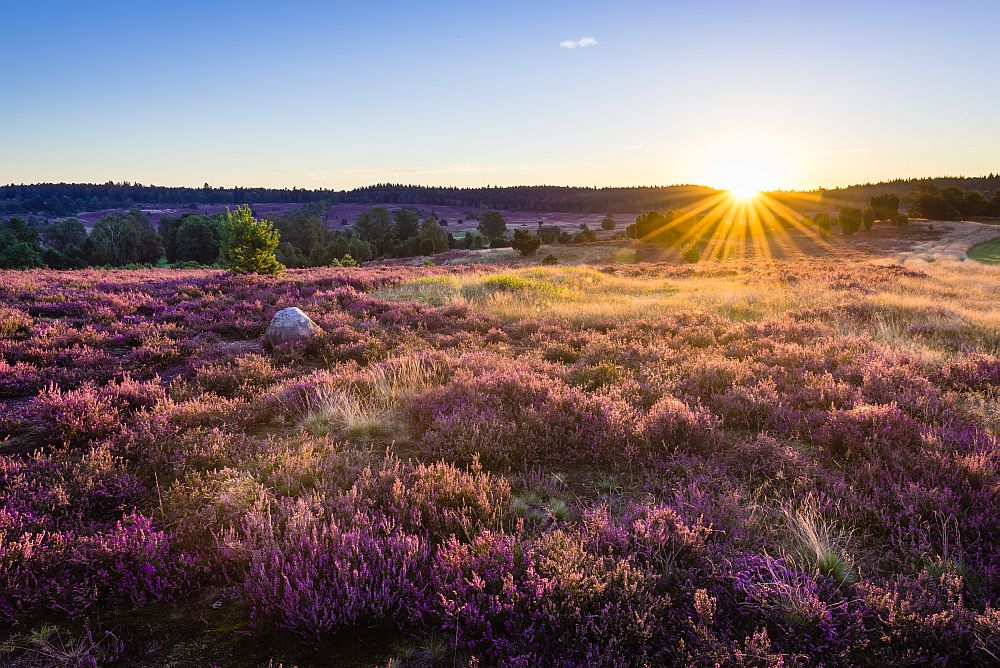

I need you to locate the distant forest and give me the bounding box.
[1,176,998,217]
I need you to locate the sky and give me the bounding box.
[3,0,999,191]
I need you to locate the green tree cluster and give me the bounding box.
[909,184,1000,220]
[160,214,222,265]
[477,211,508,246]
[41,218,90,268]
[0,217,45,269]
[353,207,450,258]
[89,210,163,266]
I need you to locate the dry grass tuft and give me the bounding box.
[302,356,444,442]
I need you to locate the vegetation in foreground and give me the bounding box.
[0,249,998,666]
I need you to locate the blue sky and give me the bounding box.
[4,1,998,189]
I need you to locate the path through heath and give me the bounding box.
[889,221,999,265]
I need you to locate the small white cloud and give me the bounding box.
[811,147,871,155]
[560,36,597,49]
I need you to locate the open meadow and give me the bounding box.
[1,235,998,666]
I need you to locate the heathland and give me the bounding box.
[1,212,998,666]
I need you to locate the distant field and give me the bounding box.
[969,237,1000,263]
[68,202,637,238]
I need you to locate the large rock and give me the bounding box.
[265,307,319,347]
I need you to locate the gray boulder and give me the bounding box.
[265,307,319,347]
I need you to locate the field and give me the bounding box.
[68,203,635,239]
[1,233,999,666]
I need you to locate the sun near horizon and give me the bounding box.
[703,140,794,203]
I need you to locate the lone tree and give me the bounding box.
[478,210,507,245]
[220,205,284,274]
[813,213,833,237]
[601,214,616,231]
[838,207,863,236]
[511,229,541,256]
[862,206,876,231]
[869,193,899,220]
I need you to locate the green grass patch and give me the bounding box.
[968,237,1000,264]
[461,273,575,300]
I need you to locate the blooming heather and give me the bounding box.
[0,257,997,664]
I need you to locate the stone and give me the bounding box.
[265,307,319,347]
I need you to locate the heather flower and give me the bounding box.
[815,403,922,463]
[243,508,431,641]
[638,395,721,454]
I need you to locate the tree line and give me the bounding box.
[0,204,619,270]
[0,206,370,271]
[907,183,1000,220]
[4,177,999,219]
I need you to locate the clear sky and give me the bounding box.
[4,1,998,191]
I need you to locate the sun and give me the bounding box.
[728,183,762,202]
[702,140,791,202]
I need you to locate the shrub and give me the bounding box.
[354,456,511,541]
[838,207,863,236]
[1,511,193,623]
[816,403,922,462]
[542,253,559,265]
[243,508,431,641]
[638,395,721,454]
[31,383,121,447]
[411,362,632,467]
[0,306,32,339]
[862,206,876,231]
[681,241,703,263]
[434,528,671,665]
[510,229,541,257]
[814,213,833,236]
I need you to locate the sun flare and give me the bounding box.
[727,185,761,202]
[704,140,792,200]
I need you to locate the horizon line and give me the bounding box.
[3,173,999,195]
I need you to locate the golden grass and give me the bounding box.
[781,495,856,585]
[381,256,999,356]
[302,356,444,441]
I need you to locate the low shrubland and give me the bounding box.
[0,254,998,665]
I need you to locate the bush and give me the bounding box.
[242,508,431,641]
[510,229,541,257]
[862,206,876,231]
[542,253,559,265]
[816,403,922,462]
[681,241,703,263]
[638,395,721,454]
[838,207,863,236]
[31,383,122,447]
[1,511,194,623]
[814,213,833,236]
[894,213,909,229]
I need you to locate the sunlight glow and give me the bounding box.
[703,140,792,199]
[727,186,761,202]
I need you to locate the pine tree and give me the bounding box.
[219,205,284,274]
